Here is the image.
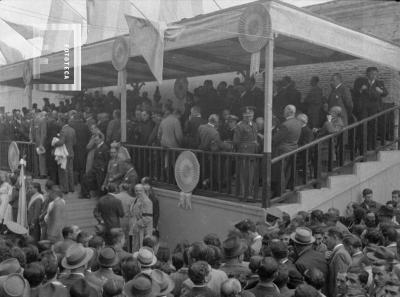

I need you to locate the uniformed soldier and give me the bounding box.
[130,184,153,253]
[102,147,126,191]
[119,161,139,192]
[233,106,259,200]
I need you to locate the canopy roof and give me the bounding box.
[1,0,399,90]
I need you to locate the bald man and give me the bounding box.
[272,105,302,196]
[130,184,153,252]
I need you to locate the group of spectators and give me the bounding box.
[0,185,398,297]
[0,66,389,200]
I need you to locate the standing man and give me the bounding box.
[106,109,121,144]
[303,76,324,128]
[356,67,388,119]
[327,73,353,126]
[198,114,231,152]
[32,111,47,178]
[80,133,109,199]
[233,106,258,200]
[93,184,124,232]
[354,67,388,150]
[54,115,76,193]
[271,105,302,196]
[183,106,206,149]
[324,227,352,297]
[102,146,126,192]
[158,105,183,148]
[46,110,60,184]
[69,113,90,185]
[130,184,153,253]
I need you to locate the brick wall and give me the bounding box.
[274,59,399,105]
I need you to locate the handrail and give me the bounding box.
[272,104,400,163]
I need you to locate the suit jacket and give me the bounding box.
[91,267,124,284]
[198,123,230,151]
[327,245,352,297]
[184,116,206,148]
[32,116,47,147]
[248,282,280,297]
[92,143,109,172]
[272,117,302,156]
[94,194,124,230]
[328,84,353,125]
[70,120,90,170]
[158,114,183,148]
[58,273,100,297]
[294,246,328,288]
[56,124,76,157]
[106,119,121,144]
[355,77,388,106]
[298,126,314,146]
[45,118,60,149]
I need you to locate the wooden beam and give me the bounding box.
[172,48,248,70]
[163,62,206,75]
[275,46,320,63]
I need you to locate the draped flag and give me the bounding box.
[42,0,87,54]
[124,15,184,84]
[17,159,27,229]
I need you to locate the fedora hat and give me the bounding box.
[133,247,157,267]
[0,258,22,276]
[222,237,248,259]
[61,244,94,270]
[367,246,395,262]
[124,273,160,297]
[150,270,175,296]
[290,227,315,245]
[98,247,119,268]
[0,273,29,297]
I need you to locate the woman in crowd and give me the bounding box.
[0,172,12,222]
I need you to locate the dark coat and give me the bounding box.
[198,123,230,151]
[328,84,353,126]
[327,245,352,297]
[304,85,324,128]
[298,126,314,147]
[248,283,280,297]
[93,194,124,230]
[138,120,155,145]
[184,116,207,148]
[92,143,109,172]
[294,246,328,288]
[55,125,76,157]
[272,117,302,156]
[240,87,264,117]
[70,120,90,172]
[27,195,43,242]
[58,273,100,297]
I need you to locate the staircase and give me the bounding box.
[276,150,400,216]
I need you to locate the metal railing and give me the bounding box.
[125,145,266,203]
[0,105,398,207]
[271,105,400,198]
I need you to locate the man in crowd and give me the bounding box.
[233,106,258,200]
[31,111,47,178]
[54,115,76,193]
[183,106,206,149]
[80,132,109,199]
[102,146,126,192]
[94,185,124,232]
[328,73,353,126]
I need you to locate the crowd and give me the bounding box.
[0,66,389,200]
[0,177,399,297]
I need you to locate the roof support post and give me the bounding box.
[262,37,274,208]
[118,69,127,142]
